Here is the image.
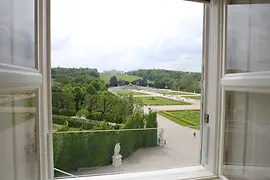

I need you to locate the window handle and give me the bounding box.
[204,113,209,123]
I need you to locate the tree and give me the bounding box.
[73,86,84,112]
[91,80,101,91]
[171,82,179,91]
[86,84,97,112]
[180,73,193,90]
[98,81,107,91]
[95,91,116,116]
[109,76,118,86]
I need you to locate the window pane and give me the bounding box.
[226,2,270,74]
[0,0,36,68]
[222,91,270,180]
[0,91,38,180]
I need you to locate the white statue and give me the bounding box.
[143,119,147,129]
[158,128,166,147]
[114,142,121,156]
[112,142,122,167]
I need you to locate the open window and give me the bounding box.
[1,0,247,180]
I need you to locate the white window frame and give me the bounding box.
[44,0,224,179]
[218,0,270,180]
[0,0,50,180]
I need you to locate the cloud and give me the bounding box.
[51,0,203,72]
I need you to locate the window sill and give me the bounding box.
[60,165,217,180]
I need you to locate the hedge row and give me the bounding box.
[162,111,198,127]
[86,112,103,121]
[53,129,157,172]
[52,108,76,116]
[53,115,97,130]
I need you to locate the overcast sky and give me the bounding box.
[51,0,203,72]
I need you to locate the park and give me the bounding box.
[51,68,202,177]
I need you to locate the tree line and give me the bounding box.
[52,67,147,126]
[109,69,201,93]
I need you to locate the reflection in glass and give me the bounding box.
[0,0,35,68]
[222,92,270,180]
[0,91,38,180]
[226,2,270,73]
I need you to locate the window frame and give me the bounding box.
[218,0,270,179]
[0,0,48,179]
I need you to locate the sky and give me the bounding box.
[51,0,203,72]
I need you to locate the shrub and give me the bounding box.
[52,115,95,130]
[58,109,76,116]
[52,107,59,115]
[86,112,103,121]
[77,109,89,117]
[52,108,76,116]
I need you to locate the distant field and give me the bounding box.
[136,96,191,106]
[100,75,142,84]
[158,110,200,129]
[112,90,148,96]
[182,96,201,100]
[152,90,193,95]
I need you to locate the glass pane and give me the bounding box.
[226,2,270,74]
[0,0,36,68]
[0,91,38,180]
[222,91,270,180]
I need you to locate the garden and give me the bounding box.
[135,96,191,106]
[51,69,158,173]
[158,110,200,129]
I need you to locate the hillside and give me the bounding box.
[127,69,201,93]
[100,74,143,84]
[51,67,201,93]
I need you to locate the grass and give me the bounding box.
[112,90,148,96]
[158,110,200,129]
[100,75,154,84]
[53,123,62,130]
[152,90,194,95]
[181,96,201,100]
[52,123,80,131]
[136,96,191,106]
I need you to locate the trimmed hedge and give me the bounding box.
[52,108,76,116]
[53,115,96,130]
[53,129,157,172]
[53,112,158,173]
[86,112,103,121]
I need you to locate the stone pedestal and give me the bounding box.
[112,154,122,167]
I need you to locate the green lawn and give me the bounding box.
[136,96,191,106]
[112,90,148,96]
[181,96,201,100]
[52,123,80,131]
[152,90,193,95]
[158,110,200,129]
[100,75,154,84]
